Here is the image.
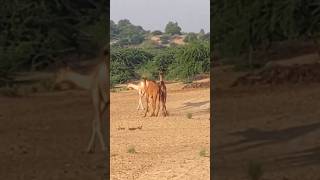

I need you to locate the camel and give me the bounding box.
[142,78,160,117]
[127,81,146,110]
[158,71,168,116]
[54,49,109,153]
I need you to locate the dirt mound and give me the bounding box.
[182,81,210,89]
[231,63,320,87]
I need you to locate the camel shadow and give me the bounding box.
[276,145,320,167]
[178,100,210,110]
[128,125,142,131]
[220,122,320,153]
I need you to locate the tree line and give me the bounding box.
[110,19,210,47]
[212,0,320,69]
[0,0,107,75]
[111,41,210,85]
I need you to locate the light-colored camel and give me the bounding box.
[54,49,109,153]
[142,79,160,117]
[158,72,168,116]
[127,81,146,110]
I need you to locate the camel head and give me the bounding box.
[126,84,134,90]
[159,71,164,81]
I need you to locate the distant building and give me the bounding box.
[150,35,162,45]
[170,35,186,45]
[149,34,186,46]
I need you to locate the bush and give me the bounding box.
[137,47,177,79]
[151,30,163,35]
[167,42,210,81]
[111,48,153,84]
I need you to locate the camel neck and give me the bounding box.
[159,75,164,82]
[128,83,140,90]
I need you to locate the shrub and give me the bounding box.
[111,48,153,84]
[199,148,206,157]
[127,146,136,154]
[187,113,192,119]
[167,42,210,81]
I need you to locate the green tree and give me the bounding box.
[184,33,198,43]
[0,0,108,74]
[167,42,210,81]
[165,21,182,35]
[110,20,119,39]
[111,48,153,84]
[199,29,205,35]
[115,19,146,45]
[151,30,163,35]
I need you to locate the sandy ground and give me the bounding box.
[0,91,107,180]
[110,82,210,180]
[214,61,320,180]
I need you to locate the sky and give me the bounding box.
[110,0,210,33]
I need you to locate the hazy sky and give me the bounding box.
[110,0,210,33]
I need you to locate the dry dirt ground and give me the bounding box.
[110,82,210,180]
[214,54,320,180]
[0,90,107,180]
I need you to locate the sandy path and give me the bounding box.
[110,82,210,180]
[214,65,320,180]
[0,91,107,179]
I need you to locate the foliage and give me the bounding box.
[115,41,210,83]
[110,48,153,84]
[151,30,163,35]
[0,0,108,74]
[137,47,177,79]
[184,33,198,43]
[165,21,182,35]
[212,0,320,69]
[110,19,147,46]
[167,42,210,82]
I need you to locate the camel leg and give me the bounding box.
[137,95,144,110]
[139,95,144,110]
[98,103,106,151]
[155,93,160,116]
[87,91,102,153]
[137,102,140,110]
[96,119,106,151]
[151,95,157,117]
[87,117,97,153]
[144,95,149,117]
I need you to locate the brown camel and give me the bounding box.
[158,71,168,116]
[142,78,160,117]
